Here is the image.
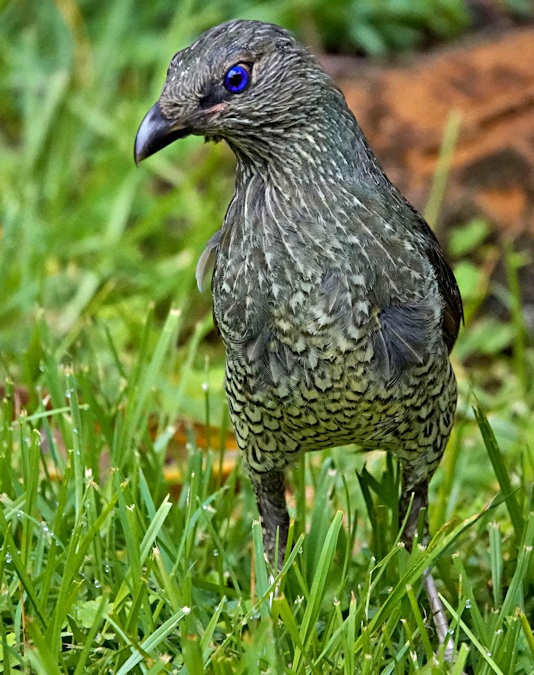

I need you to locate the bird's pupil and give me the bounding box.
[230,72,242,87]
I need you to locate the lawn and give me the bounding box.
[1,1,533,672]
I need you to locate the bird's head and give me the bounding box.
[134,20,336,165]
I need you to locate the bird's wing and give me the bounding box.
[196,229,222,292]
[403,197,464,353]
[356,185,464,355]
[423,233,464,353]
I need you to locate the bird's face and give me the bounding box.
[134,20,329,164]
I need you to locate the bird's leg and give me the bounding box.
[252,469,289,571]
[423,569,454,660]
[400,476,454,660]
[399,478,429,548]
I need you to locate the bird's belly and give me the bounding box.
[224,344,453,475]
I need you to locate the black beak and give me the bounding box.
[134,101,191,165]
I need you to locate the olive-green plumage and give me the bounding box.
[135,20,463,564]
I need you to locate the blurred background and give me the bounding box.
[1,0,533,480]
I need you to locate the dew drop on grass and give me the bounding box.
[465,599,472,609]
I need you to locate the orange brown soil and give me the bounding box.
[325,27,534,237]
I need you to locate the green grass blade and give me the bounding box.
[474,404,524,537]
[200,596,226,662]
[498,511,534,623]
[519,610,534,661]
[139,495,172,562]
[424,109,462,229]
[406,584,434,662]
[252,519,270,618]
[274,594,318,673]
[452,553,491,645]
[0,504,47,627]
[440,595,504,675]
[451,643,470,675]
[72,595,110,675]
[488,521,503,608]
[116,606,191,675]
[293,510,343,670]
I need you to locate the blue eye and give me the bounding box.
[224,64,250,93]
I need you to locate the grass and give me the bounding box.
[1,1,534,672]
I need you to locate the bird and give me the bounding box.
[134,18,463,642]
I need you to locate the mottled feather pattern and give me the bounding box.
[211,167,456,479]
[135,19,462,564]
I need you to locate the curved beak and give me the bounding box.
[134,101,191,165]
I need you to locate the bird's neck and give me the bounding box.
[219,95,396,269]
[220,116,384,269]
[230,96,386,193]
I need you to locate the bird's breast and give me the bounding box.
[212,239,376,395]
